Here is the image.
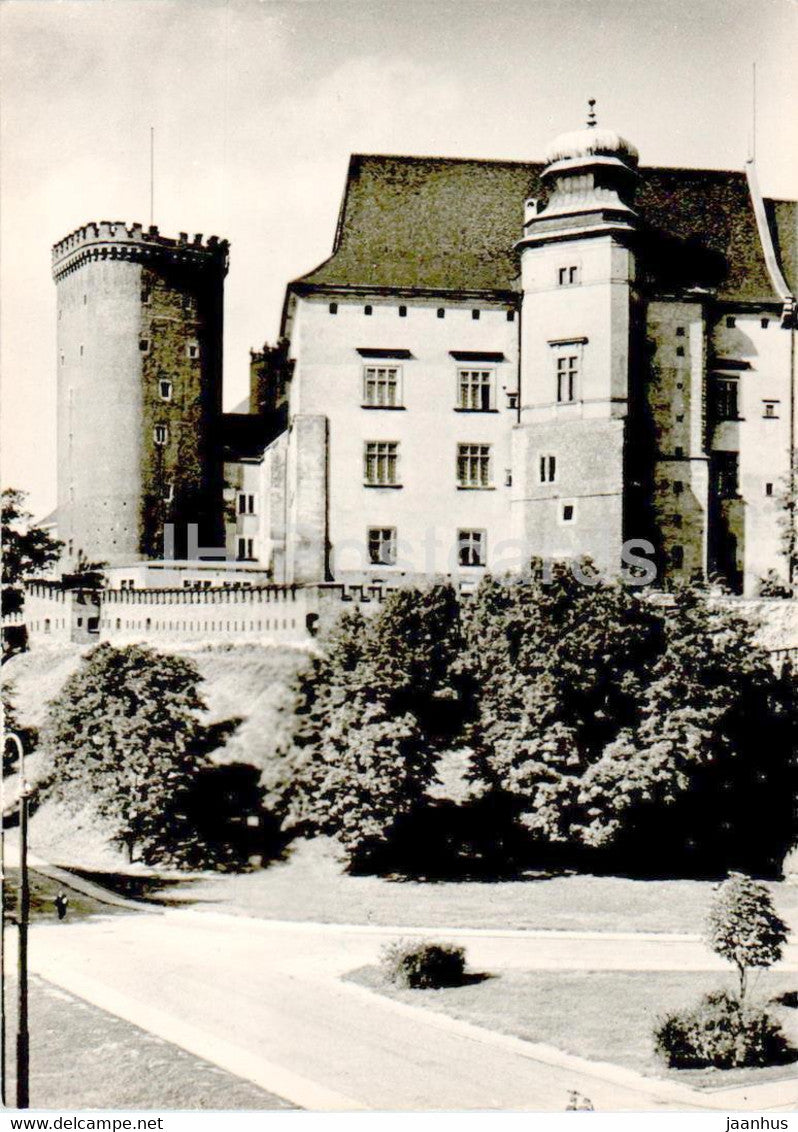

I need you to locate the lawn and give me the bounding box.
[4,974,295,1110]
[349,965,798,1091]
[146,838,798,935]
[3,867,132,923]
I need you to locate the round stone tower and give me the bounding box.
[52,222,229,569]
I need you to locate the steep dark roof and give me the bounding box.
[295,154,796,305]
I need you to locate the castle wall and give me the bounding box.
[53,223,227,571]
[56,256,144,567]
[286,294,518,581]
[99,585,311,646]
[512,233,635,577]
[24,583,100,645]
[645,299,709,586]
[708,311,793,594]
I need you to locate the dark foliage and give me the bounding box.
[380,940,467,989]
[2,488,62,615]
[655,990,795,1069]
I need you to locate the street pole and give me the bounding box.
[15,738,29,1109]
[1,730,23,1109]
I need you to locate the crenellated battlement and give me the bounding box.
[52,221,229,280]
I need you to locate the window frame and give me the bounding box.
[557,264,580,287]
[456,442,493,489]
[158,378,173,402]
[711,376,739,421]
[456,367,495,412]
[367,526,398,566]
[153,424,169,446]
[364,440,401,487]
[457,528,487,568]
[539,454,557,483]
[550,342,584,404]
[362,364,403,409]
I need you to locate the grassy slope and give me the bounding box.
[153,837,798,934]
[350,966,798,1091]
[2,642,309,870]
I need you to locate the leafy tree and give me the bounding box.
[706,872,789,1001]
[44,643,209,865]
[1,488,62,614]
[463,561,665,844]
[1,682,37,772]
[273,584,470,868]
[62,550,107,591]
[578,588,798,874]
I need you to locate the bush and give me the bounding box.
[654,990,793,1069]
[380,940,467,989]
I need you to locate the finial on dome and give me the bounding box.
[587,99,597,128]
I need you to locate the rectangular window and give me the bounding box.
[159,378,172,401]
[139,339,150,353]
[163,483,174,502]
[673,480,683,495]
[186,342,199,359]
[364,441,400,486]
[558,265,579,286]
[458,529,486,567]
[761,318,769,329]
[765,483,774,497]
[237,537,254,560]
[363,366,401,407]
[472,309,480,320]
[364,305,373,316]
[555,353,579,403]
[676,326,685,337]
[726,315,736,328]
[437,308,445,319]
[506,310,515,322]
[457,443,492,488]
[154,424,168,446]
[398,305,407,318]
[763,400,780,419]
[457,369,493,411]
[368,527,397,566]
[561,502,575,523]
[712,378,739,421]
[713,452,739,499]
[238,492,256,515]
[539,455,556,483]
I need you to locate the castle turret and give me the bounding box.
[52,222,229,568]
[511,102,642,576]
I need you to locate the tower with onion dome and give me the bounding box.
[511,101,644,577]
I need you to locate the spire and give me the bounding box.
[587,98,597,129]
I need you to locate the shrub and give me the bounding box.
[706,873,789,1002]
[380,939,466,989]
[654,990,793,1069]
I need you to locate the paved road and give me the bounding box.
[24,910,798,1112]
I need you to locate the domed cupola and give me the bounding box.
[519,101,640,246]
[544,100,639,171]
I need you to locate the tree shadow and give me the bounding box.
[63,867,211,906]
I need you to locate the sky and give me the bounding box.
[1,0,796,518]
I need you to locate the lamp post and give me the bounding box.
[2,729,28,1109]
